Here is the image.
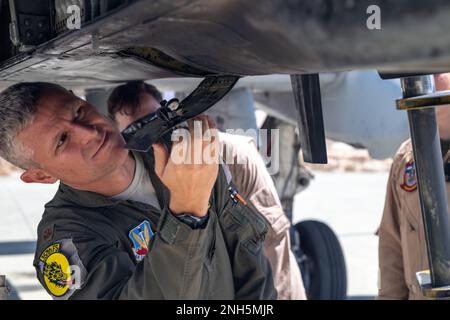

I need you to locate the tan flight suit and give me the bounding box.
[219,132,306,300]
[378,139,450,299]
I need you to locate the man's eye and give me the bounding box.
[75,108,83,120]
[57,133,67,148]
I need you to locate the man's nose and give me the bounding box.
[72,123,99,145]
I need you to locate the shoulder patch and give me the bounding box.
[129,220,154,262]
[37,239,87,299]
[400,160,417,192]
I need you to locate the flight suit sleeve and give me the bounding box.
[377,157,409,299]
[215,167,278,300]
[35,206,221,300]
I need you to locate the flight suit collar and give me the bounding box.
[55,149,169,209]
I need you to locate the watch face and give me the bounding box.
[177,214,207,229]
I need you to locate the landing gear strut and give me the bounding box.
[0,275,9,300]
[395,75,450,298]
[272,74,348,300]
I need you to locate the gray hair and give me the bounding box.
[0,82,67,169]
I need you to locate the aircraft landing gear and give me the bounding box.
[264,113,347,300]
[0,275,9,300]
[294,220,347,300]
[287,74,347,299]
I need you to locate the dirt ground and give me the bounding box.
[302,140,393,173]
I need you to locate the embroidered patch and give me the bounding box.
[38,239,86,299]
[129,220,153,262]
[400,160,417,192]
[43,227,53,241]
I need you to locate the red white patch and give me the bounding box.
[400,160,417,192]
[129,220,153,262]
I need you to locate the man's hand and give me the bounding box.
[153,115,219,217]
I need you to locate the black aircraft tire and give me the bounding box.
[295,220,347,300]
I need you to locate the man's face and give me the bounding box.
[434,73,450,140]
[115,92,160,131]
[17,89,129,187]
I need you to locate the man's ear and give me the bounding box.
[20,169,58,184]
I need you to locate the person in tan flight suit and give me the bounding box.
[378,73,450,299]
[107,81,306,299]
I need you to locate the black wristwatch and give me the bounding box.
[176,212,210,229]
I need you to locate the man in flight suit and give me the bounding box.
[107,81,306,299]
[0,82,277,299]
[378,73,450,299]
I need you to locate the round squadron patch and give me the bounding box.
[37,239,87,299]
[400,160,417,192]
[43,251,71,297]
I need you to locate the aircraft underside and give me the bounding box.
[2,0,450,87]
